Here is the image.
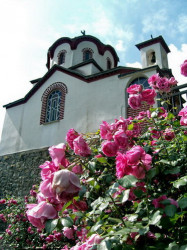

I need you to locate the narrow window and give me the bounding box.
[82,48,93,61]
[46,90,62,122]
[107,58,112,69]
[57,50,66,65]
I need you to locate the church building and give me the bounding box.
[0,34,172,156]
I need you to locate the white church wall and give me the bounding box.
[0,104,26,155]
[0,71,128,156]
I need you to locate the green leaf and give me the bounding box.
[149,211,162,225]
[91,220,103,232]
[99,201,109,211]
[133,189,144,198]
[118,175,138,188]
[128,123,134,130]
[79,185,87,199]
[173,176,187,188]
[165,167,181,175]
[139,227,149,235]
[166,242,179,250]
[121,189,130,203]
[164,205,177,217]
[97,240,112,250]
[61,200,73,213]
[178,197,187,209]
[45,219,58,233]
[180,245,187,250]
[106,182,119,196]
[97,157,108,164]
[61,217,74,227]
[167,112,175,119]
[183,135,187,142]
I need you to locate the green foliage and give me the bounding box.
[0,106,187,249]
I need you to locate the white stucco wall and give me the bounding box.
[140,43,168,69]
[0,66,159,156]
[0,71,124,155]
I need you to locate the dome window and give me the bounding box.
[82,48,93,61]
[106,57,112,70]
[57,50,67,65]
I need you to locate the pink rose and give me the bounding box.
[26,201,58,229]
[48,143,66,167]
[116,152,131,179]
[115,117,128,131]
[63,227,74,239]
[158,107,167,118]
[125,146,145,166]
[127,84,143,94]
[113,130,128,149]
[178,106,187,126]
[141,89,156,105]
[163,128,175,141]
[72,165,83,174]
[39,161,58,180]
[66,128,80,150]
[100,121,113,140]
[52,169,81,202]
[39,178,55,198]
[181,60,187,77]
[148,73,160,89]
[86,234,103,245]
[73,136,91,157]
[149,127,161,139]
[128,94,142,109]
[152,195,167,208]
[156,77,171,92]
[168,77,178,86]
[102,140,118,157]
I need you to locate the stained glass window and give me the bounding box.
[129,77,150,89]
[45,90,62,122]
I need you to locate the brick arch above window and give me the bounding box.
[57,50,67,65]
[82,48,94,61]
[40,82,68,124]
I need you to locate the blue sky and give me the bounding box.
[0,0,187,138]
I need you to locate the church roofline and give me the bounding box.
[46,35,119,69]
[4,65,138,109]
[135,35,170,54]
[69,58,104,72]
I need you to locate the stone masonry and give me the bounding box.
[0,148,50,198]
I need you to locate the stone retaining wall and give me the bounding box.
[0,148,50,198]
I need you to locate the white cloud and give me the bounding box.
[115,40,126,52]
[126,62,142,68]
[142,8,168,33]
[168,43,187,85]
[177,14,187,33]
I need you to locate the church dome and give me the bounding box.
[46,34,119,72]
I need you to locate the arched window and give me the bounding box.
[129,77,150,89]
[40,82,68,124]
[57,50,66,65]
[127,77,150,119]
[146,50,156,66]
[106,57,112,70]
[46,90,62,122]
[82,48,93,61]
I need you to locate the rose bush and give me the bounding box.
[0,64,187,249]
